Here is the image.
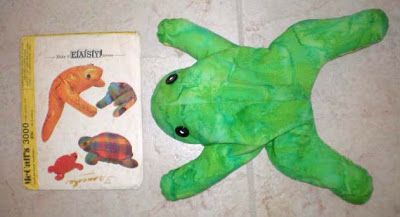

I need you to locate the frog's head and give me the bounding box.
[151,66,240,145]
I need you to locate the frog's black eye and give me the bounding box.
[175,126,189,137]
[86,73,91,79]
[166,73,178,84]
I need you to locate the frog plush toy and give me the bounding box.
[151,9,388,204]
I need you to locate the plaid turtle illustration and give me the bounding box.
[78,133,138,168]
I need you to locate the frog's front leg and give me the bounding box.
[161,144,263,201]
[266,122,372,204]
[157,18,237,60]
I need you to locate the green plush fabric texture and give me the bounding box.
[151,9,388,204]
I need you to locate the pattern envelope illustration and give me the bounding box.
[48,152,83,181]
[96,82,137,117]
[41,64,105,142]
[79,132,139,168]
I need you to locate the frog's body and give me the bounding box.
[154,46,315,146]
[151,9,388,204]
[168,47,314,145]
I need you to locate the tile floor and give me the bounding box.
[0,0,399,216]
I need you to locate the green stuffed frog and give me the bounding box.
[151,9,388,204]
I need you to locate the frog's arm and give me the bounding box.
[161,144,262,201]
[271,9,388,63]
[266,122,373,204]
[157,18,237,60]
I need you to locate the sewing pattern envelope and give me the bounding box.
[20,32,142,189]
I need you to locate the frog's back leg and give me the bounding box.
[265,121,372,204]
[270,9,388,94]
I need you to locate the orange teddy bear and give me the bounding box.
[42,64,105,142]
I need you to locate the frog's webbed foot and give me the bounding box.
[161,144,262,201]
[266,122,372,204]
[157,18,237,60]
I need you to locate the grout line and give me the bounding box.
[236,1,258,217]
[246,162,258,217]
[236,0,244,45]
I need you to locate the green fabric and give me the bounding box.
[151,9,388,204]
